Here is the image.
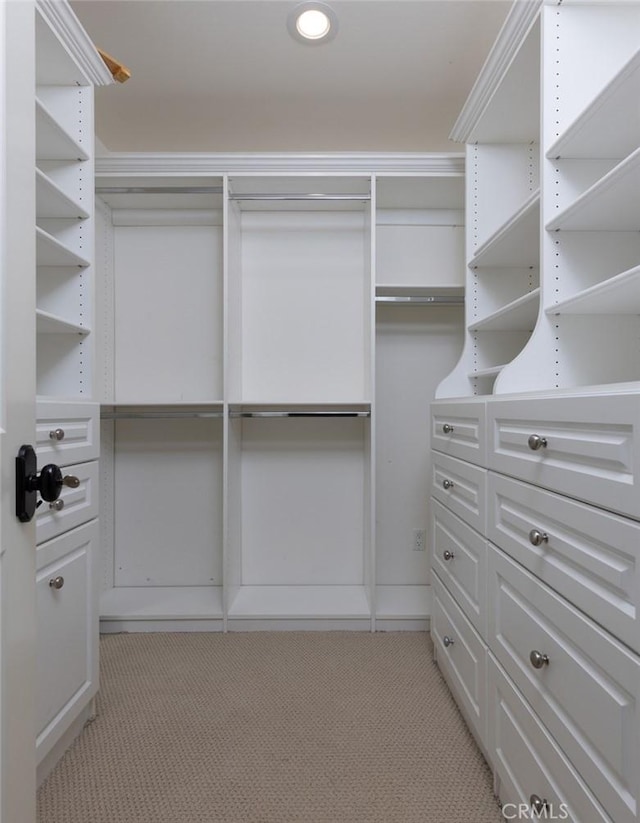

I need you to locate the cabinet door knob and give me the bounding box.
[443,550,454,561]
[443,635,454,648]
[529,650,549,669]
[63,475,80,489]
[530,795,550,815]
[528,434,547,451]
[528,529,549,547]
[49,499,65,512]
[442,423,454,434]
[49,428,65,441]
[442,479,454,490]
[49,576,64,590]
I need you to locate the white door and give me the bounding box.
[1,1,37,821]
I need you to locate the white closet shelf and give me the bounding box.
[546,148,640,231]
[102,402,224,415]
[470,190,540,269]
[547,264,640,316]
[36,226,90,268]
[546,48,640,160]
[375,585,431,619]
[100,586,223,620]
[36,168,89,220]
[227,585,371,619]
[469,288,540,332]
[36,309,89,335]
[36,98,89,162]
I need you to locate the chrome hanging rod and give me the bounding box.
[228,193,370,202]
[375,295,464,305]
[96,186,223,195]
[230,411,370,419]
[101,411,224,420]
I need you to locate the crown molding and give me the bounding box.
[449,0,542,143]
[95,153,465,178]
[36,0,113,86]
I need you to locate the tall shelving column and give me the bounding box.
[33,0,112,783]
[96,178,226,631]
[437,4,541,399]
[374,173,465,628]
[225,175,375,628]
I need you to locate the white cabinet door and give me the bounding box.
[1,2,37,821]
[488,471,640,654]
[431,451,487,533]
[431,400,487,466]
[488,656,612,823]
[432,572,487,753]
[488,546,640,823]
[488,393,640,520]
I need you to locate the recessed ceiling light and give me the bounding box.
[287,2,338,45]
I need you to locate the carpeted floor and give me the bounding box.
[37,632,502,823]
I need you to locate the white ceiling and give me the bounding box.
[70,0,511,154]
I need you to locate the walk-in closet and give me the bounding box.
[2,0,639,820]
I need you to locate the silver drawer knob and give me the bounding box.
[49,576,64,590]
[443,550,454,561]
[49,428,65,441]
[442,423,454,434]
[443,635,454,648]
[528,529,548,547]
[530,795,549,815]
[49,499,65,512]
[528,434,547,451]
[442,479,454,490]
[529,650,549,669]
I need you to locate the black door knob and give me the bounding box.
[16,444,80,523]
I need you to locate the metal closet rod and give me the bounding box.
[229,193,371,202]
[95,188,370,201]
[96,186,223,195]
[101,411,224,420]
[230,411,371,418]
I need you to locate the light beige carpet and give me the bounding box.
[37,632,502,823]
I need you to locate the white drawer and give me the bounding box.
[488,546,640,823]
[36,460,98,546]
[431,400,486,466]
[432,572,487,751]
[431,498,487,639]
[431,451,487,533]
[36,401,99,467]
[488,656,612,823]
[36,521,98,762]
[489,472,640,655]
[487,393,640,520]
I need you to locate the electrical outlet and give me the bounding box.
[413,529,426,552]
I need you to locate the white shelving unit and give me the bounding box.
[95,156,465,631]
[437,12,541,398]
[32,0,112,785]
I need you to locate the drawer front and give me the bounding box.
[431,451,487,533]
[431,498,487,639]
[487,393,640,520]
[36,401,99,466]
[36,460,98,546]
[431,400,486,466]
[488,546,640,823]
[488,656,612,823]
[432,572,487,748]
[36,521,98,761]
[489,472,640,655]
